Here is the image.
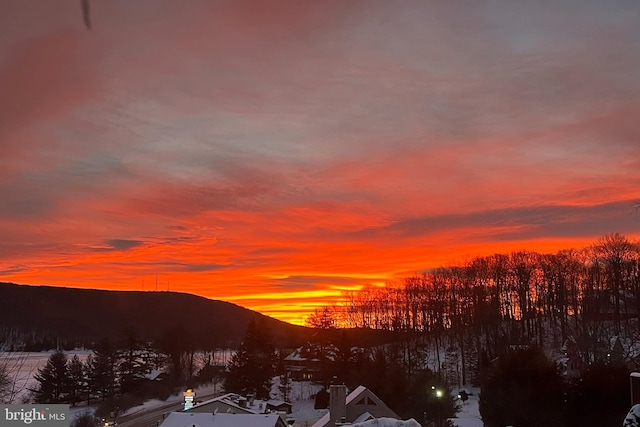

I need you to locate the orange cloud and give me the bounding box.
[1,1,639,325]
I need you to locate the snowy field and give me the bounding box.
[0,351,92,403]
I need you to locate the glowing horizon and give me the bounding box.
[1,1,639,326]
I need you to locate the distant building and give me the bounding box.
[266,399,292,414]
[312,385,400,427]
[559,337,585,377]
[283,347,323,381]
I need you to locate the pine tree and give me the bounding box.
[67,355,87,406]
[118,328,146,394]
[88,339,119,401]
[225,319,276,398]
[33,350,69,403]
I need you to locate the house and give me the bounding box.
[560,337,585,377]
[607,335,625,362]
[186,393,292,416]
[312,385,400,427]
[187,393,256,415]
[283,347,322,381]
[158,412,288,427]
[266,399,292,414]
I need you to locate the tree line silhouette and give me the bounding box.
[311,234,639,376]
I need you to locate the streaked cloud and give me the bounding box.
[1,0,638,324]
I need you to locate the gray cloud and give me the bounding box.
[105,239,144,251]
[351,200,640,243]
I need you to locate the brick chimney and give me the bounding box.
[329,385,347,427]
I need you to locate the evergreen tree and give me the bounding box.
[83,354,95,404]
[225,319,276,398]
[33,350,69,403]
[88,339,119,401]
[118,328,147,394]
[479,346,565,427]
[67,355,86,406]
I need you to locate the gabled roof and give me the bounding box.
[311,386,399,427]
[284,347,321,362]
[159,412,285,427]
[187,393,291,415]
[187,393,258,414]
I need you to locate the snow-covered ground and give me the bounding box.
[270,377,326,426]
[119,382,221,417]
[0,350,92,403]
[449,387,483,427]
[287,396,327,427]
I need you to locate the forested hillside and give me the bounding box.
[312,234,640,376]
[0,283,306,350]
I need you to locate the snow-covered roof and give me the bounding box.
[188,393,257,414]
[284,347,320,362]
[188,393,290,415]
[159,412,284,427]
[312,385,399,427]
[284,344,356,362]
[353,412,375,423]
[350,418,421,427]
[266,399,291,407]
[143,369,163,381]
[623,404,640,426]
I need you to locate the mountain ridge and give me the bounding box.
[0,282,307,349]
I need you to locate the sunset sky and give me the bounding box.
[1,0,639,324]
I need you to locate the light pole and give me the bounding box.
[429,385,443,427]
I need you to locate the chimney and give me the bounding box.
[238,397,247,408]
[329,385,347,427]
[632,372,640,406]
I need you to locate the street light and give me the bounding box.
[429,385,444,427]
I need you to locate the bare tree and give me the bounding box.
[306,306,339,329]
[0,352,36,403]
